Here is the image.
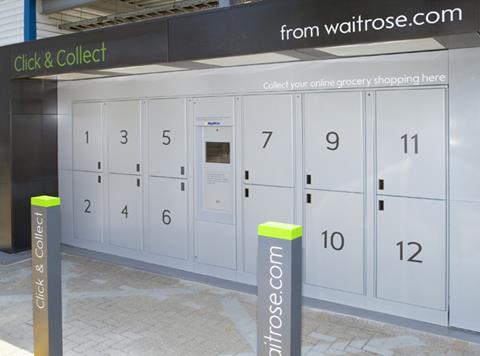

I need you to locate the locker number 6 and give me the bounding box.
[162,210,172,225]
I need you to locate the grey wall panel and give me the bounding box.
[449,47,480,332]
[0,183,12,251]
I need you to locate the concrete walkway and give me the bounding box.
[0,254,479,356]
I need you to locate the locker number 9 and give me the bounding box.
[326,132,339,151]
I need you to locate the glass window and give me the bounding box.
[206,142,230,164]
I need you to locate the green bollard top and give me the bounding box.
[31,195,62,208]
[258,221,302,241]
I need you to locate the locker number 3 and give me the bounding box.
[120,130,128,144]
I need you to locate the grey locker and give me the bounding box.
[243,185,295,274]
[194,221,236,270]
[73,171,103,243]
[305,190,364,294]
[149,177,188,260]
[148,98,187,178]
[109,174,143,250]
[376,89,446,199]
[243,94,294,187]
[106,101,142,175]
[304,92,364,193]
[73,102,103,172]
[376,196,446,310]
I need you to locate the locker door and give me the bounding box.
[109,174,143,250]
[149,177,188,260]
[305,191,364,294]
[243,185,294,274]
[73,171,103,242]
[243,95,294,187]
[73,102,103,172]
[376,196,446,310]
[376,89,446,199]
[106,101,142,175]
[148,98,187,178]
[304,92,363,192]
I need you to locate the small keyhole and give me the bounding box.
[306,175,312,185]
[245,188,249,198]
[379,179,384,191]
[245,171,249,180]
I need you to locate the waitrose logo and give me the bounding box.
[14,42,107,73]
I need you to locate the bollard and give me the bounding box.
[257,221,302,356]
[31,195,63,356]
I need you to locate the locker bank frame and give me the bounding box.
[2,0,480,335]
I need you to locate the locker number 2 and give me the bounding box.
[396,241,423,263]
[322,230,344,251]
[120,130,128,144]
[84,199,91,214]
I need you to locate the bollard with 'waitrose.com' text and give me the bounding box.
[31,196,63,356]
[257,221,302,356]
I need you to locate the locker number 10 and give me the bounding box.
[321,230,344,251]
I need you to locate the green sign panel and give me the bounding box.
[13,42,107,73]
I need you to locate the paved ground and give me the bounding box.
[1,254,480,356]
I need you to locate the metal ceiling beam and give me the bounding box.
[58,0,218,31]
[40,0,98,14]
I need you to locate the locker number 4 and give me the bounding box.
[121,205,129,219]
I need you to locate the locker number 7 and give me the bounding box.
[261,131,273,148]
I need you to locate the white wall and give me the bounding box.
[0,0,23,46]
[0,0,70,46]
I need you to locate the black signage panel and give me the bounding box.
[168,0,480,61]
[10,20,168,78]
